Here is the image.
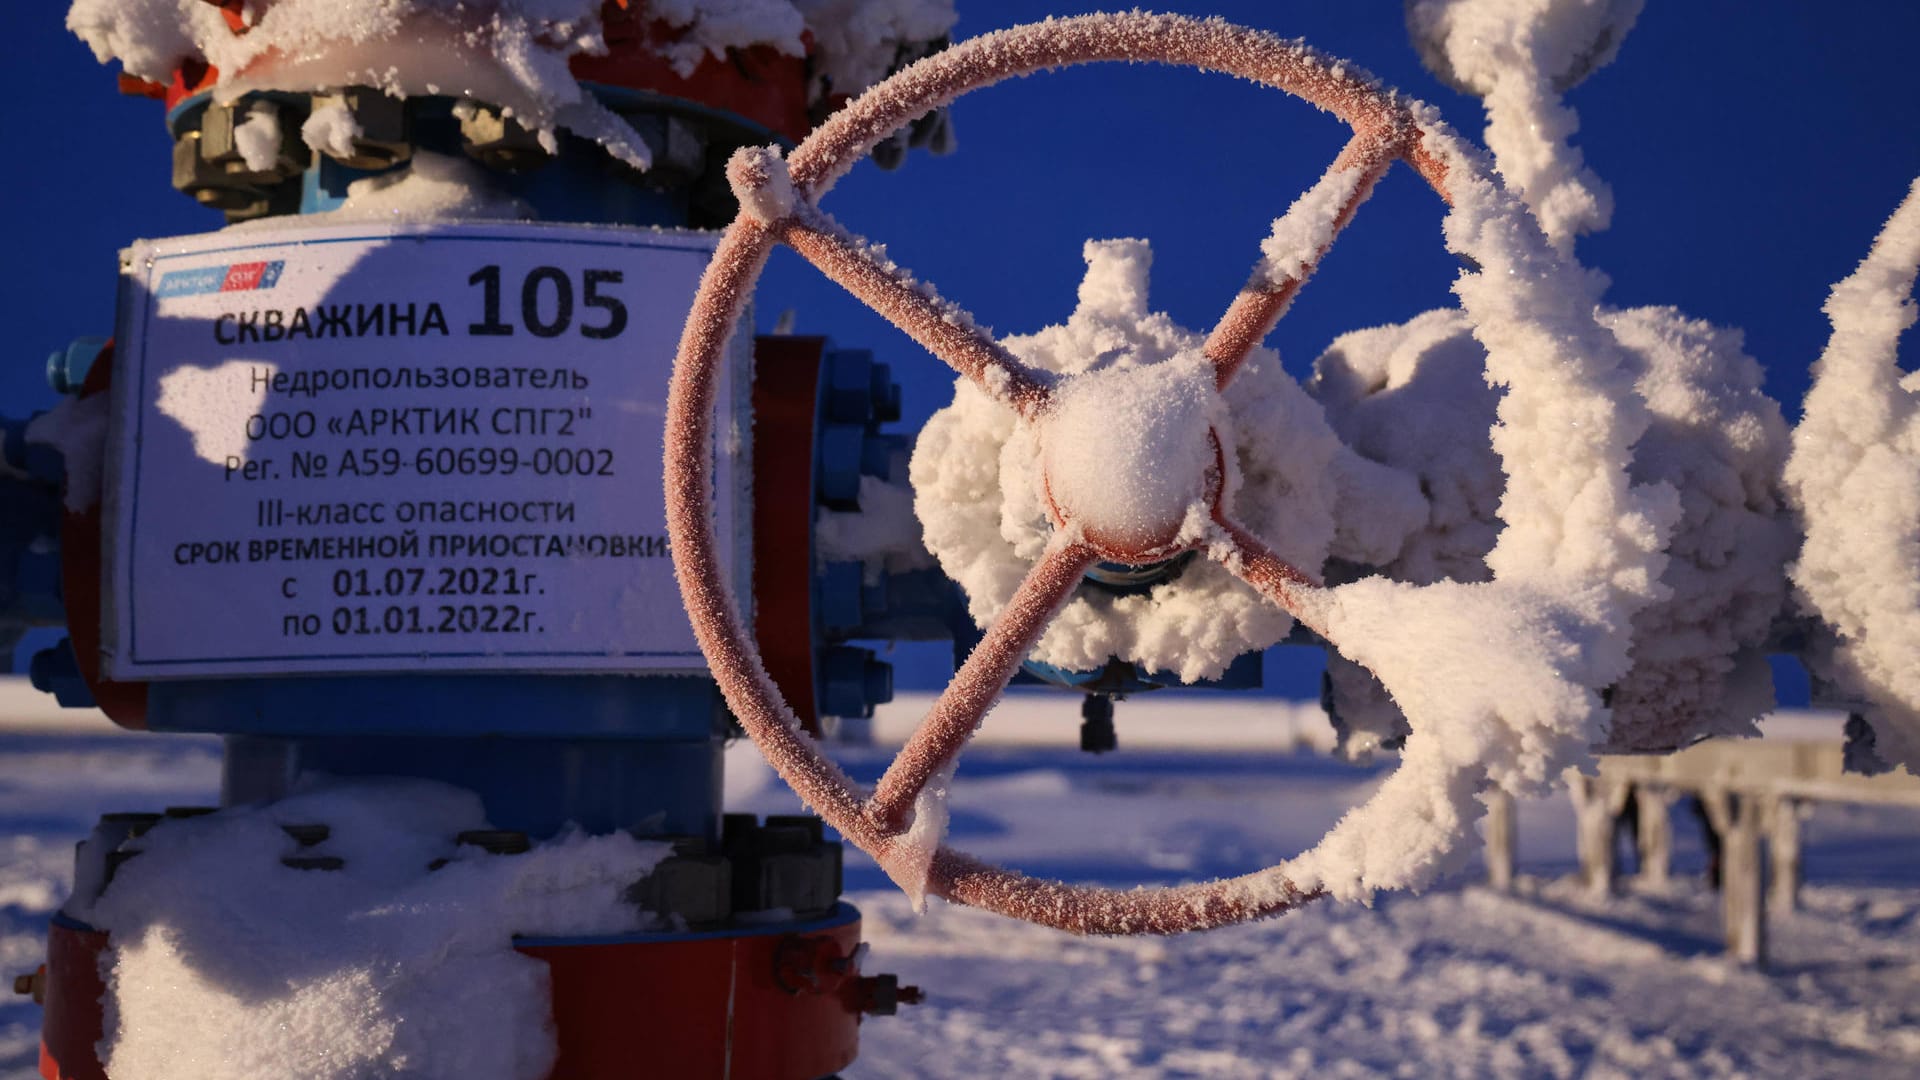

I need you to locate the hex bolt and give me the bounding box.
[196,101,245,163]
[728,815,842,918]
[721,814,759,846]
[818,562,867,636]
[100,811,163,834]
[281,824,330,847]
[636,833,710,857]
[457,103,550,172]
[857,973,924,1016]
[309,88,412,170]
[29,644,95,710]
[820,646,889,718]
[198,99,308,183]
[103,849,142,889]
[823,350,877,424]
[625,852,732,927]
[658,116,707,179]
[864,656,894,710]
[172,133,265,212]
[456,830,530,855]
[873,362,903,423]
[815,424,866,508]
[763,815,826,846]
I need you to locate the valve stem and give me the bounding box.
[1080,693,1117,754]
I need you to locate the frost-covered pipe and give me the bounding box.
[1785,177,1920,771]
[1407,0,1642,251]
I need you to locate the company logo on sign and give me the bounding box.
[157,260,287,299]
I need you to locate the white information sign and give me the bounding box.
[102,222,747,678]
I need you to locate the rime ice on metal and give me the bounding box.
[1786,178,1920,771]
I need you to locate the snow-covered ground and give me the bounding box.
[3,681,1918,1078]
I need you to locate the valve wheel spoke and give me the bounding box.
[866,539,1098,832]
[1209,512,1327,637]
[778,206,1054,417]
[1205,131,1403,389]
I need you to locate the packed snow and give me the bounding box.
[815,474,936,575]
[230,101,284,174]
[262,150,538,225]
[299,100,364,162]
[1407,0,1641,251]
[70,773,669,1080]
[1784,177,1920,773]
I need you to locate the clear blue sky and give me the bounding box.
[6,2,1918,698]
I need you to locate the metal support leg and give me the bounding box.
[1483,788,1515,893]
[1700,788,1766,968]
[1570,774,1629,898]
[1766,796,1802,914]
[1635,785,1675,888]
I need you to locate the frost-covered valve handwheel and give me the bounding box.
[667,12,1671,934]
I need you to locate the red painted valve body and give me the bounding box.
[40,914,867,1080]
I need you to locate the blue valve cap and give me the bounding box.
[29,639,95,709]
[47,338,109,396]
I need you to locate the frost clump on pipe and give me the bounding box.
[1041,352,1225,554]
[231,102,285,173]
[1785,178,1920,772]
[911,239,1397,683]
[83,778,670,1080]
[1407,0,1641,251]
[1311,303,1795,756]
